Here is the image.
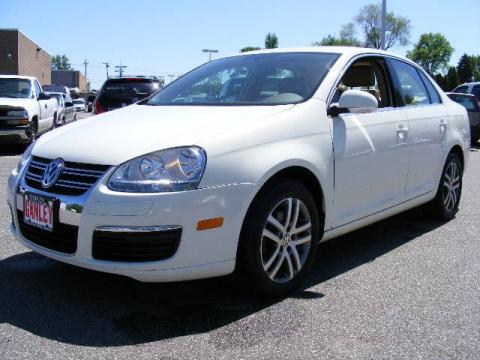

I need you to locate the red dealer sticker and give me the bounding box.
[23,193,55,231]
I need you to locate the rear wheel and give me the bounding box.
[237,181,320,296]
[472,136,479,144]
[429,152,463,220]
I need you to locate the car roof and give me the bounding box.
[0,75,35,80]
[219,46,420,68]
[45,91,64,95]
[454,82,480,87]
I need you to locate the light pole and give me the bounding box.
[380,0,386,50]
[102,62,110,78]
[202,49,219,62]
[115,62,127,77]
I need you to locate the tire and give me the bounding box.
[428,152,463,220]
[472,137,479,144]
[29,120,38,143]
[73,114,77,122]
[236,181,320,296]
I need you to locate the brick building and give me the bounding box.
[0,29,51,85]
[51,70,88,93]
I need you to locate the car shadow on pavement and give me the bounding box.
[0,144,27,156]
[0,207,445,347]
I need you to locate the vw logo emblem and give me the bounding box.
[41,158,64,189]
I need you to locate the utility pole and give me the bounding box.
[102,62,110,78]
[380,0,386,50]
[115,62,127,77]
[202,49,219,62]
[82,59,89,79]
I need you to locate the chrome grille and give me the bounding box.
[25,156,111,196]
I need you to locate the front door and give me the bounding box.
[331,57,410,227]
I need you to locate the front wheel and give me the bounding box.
[429,152,463,220]
[237,181,320,296]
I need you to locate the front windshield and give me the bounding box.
[0,78,32,98]
[146,52,339,106]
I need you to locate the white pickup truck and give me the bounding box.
[0,75,58,144]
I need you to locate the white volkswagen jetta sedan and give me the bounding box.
[8,47,470,295]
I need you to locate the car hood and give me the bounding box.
[0,97,34,109]
[33,104,293,165]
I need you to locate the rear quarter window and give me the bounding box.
[418,71,442,104]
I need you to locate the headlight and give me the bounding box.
[16,142,34,173]
[108,146,207,193]
[7,110,28,118]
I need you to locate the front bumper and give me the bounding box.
[8,166,256,282]
[0,125,32,143]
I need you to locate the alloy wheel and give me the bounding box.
[442,160,460,211]
[261,197,312,284]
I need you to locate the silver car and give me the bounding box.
[46,92,77,126]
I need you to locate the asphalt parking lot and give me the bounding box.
[0,136,479,359]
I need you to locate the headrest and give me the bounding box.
[342,65,374,87]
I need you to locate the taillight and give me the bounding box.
[94,100,106,114]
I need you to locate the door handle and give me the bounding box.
[45,104,47,109]
[440,119,448,138]
[397,124,409,142]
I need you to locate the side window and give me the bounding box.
[418,70,441,104]
[472,85,480,101]
[387,58,430,107]
[332,57,391,108]
[453,85,468,94]
[34,81,42,98]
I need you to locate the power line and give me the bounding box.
[115,62,127,77]
[202,49,219,62]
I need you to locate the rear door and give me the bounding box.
[331,56,410,226]
[386,58,446,199]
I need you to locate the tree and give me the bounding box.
[457,54,476,83]
[406,33,454,75]
[355,3,411,50]
[339,23,360,46]
[265,33,278,49]
[314,24,360,46]
[445,66,459,91]
[434,74,446,91]
[51,54,71,70]
[240,46,261,53]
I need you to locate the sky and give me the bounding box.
[1,0,479,89]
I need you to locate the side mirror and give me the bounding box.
[65,102,73,107]
[328,90,378,116]
[38,92,51,100]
